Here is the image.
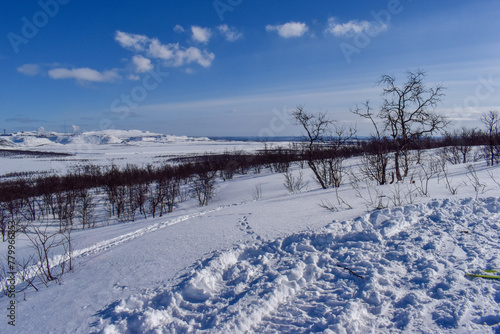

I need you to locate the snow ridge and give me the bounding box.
[97,198,500,333]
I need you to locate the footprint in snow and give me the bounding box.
[238,214,263,241]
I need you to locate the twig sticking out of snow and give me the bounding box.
[336,263,365,279]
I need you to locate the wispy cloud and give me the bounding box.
[17,64,41,76]
[325,17,388,37]
[173,24,185,33]
[139,86,379,112]
[266,22,309,38]
[191,26,212,44]
[115,31,149,51]
[132,55,154,73]
[115,31,215,68]
[6,116,48,123]
[48,67,121,82]
[218,24,242,42]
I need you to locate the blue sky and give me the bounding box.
[1,0,499,136]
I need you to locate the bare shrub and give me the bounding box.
[177,187,191,203]
[463,164,487,200]
[360,151,389,186]
[414,158,440,196]
[55,190,77,231]
[76,188,97,228]
[440,163,459,195]
[252,184,263,201]
[350,172,388,210]
[161,177,180,214]
[388,181,419,207]
[283,170,309,193]
[318,187,353,212]
[318,199,339,212]
[134,182,149,219]
[148,181,164,218]
[23,224,63,282]
[352,102,390,185]
[191,170,218,206]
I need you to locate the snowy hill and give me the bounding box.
[0,129,210,148]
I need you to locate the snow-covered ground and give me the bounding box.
[0,130,266,176]
[1,132,500,333]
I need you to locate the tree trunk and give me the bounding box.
[307,160,327,189]
[394,151,403,182]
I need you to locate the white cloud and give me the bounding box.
[150,44,214,68]
[325,18,388,37]
[48,67,120,82]
[17,64,41,76]
[181,47,215,68]
[173,24,185,33]
[266,22,309,38]
[132,55,154,73]
[115,31,149,51]
[191,26,212,44]
[116,31,215,68]
[217,24,242,42]
[148,39,175,60]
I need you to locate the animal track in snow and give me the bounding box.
[238,214,263,242]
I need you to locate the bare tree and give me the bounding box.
[291,106,333,189]
[352,101,390,185]
[55,190,77,232]
[76,188,97,229]
[325,123,357,188]
[0,205,7,242]
[442,127,478,165]
[164,177,180,213]
[191,170,217,206]
[148,181,164,218]
[481,110,500,166]
[135,182,149,219]
[291,106,354,188]
[377,70,447,181]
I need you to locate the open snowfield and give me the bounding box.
[0,130,264,176]
[1,130,500,333]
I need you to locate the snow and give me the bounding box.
[0,129,211,148]
[0,130,262,177]
[1,134,500,333]
[96,198,500,333]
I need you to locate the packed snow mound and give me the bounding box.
[98,198,500,333]
[7,135,56,147]
[0,138,15,147]
[0,130,210,148]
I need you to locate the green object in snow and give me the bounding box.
[483,269,499,273]
[465,272,500,280]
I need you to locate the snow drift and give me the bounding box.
[98,198,500,333]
